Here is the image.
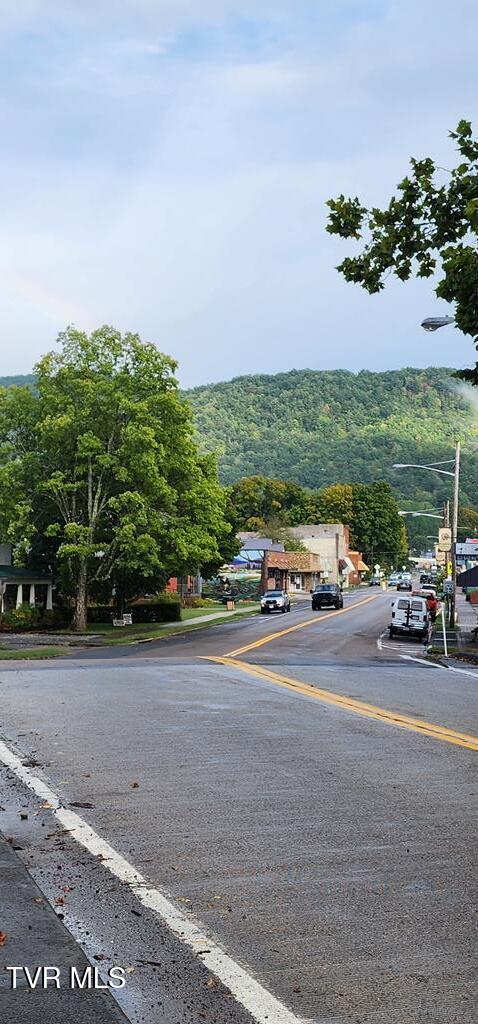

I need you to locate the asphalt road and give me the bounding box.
[0,588,477,1023]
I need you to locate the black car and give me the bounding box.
[311,583,343,610]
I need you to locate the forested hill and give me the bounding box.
[3,367,478,508]
[185,367,478,507]
[0,374,35,388]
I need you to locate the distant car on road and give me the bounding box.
[388,573,400,587]
[260,589,291,614]
[397,578,412,591]
[311,583,343,610]
[369,576,381,586]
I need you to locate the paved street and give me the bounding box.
[0,589,477,1023]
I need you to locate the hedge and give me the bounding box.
[87,594,181,624]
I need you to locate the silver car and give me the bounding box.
[260,589,291,614]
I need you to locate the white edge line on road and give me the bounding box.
[401,654,478,678]
[0,737,303,1024]
[400,655,442,669]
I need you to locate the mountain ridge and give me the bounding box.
[2,367,477,509]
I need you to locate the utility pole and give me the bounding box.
[450,441,461,629]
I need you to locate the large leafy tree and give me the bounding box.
[326,120,478,378]
[457,505,478,542]
[0,326,233,630]
[317,481,408,568]
[228,475,317,530]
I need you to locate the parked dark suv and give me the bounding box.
[311,583,343,610]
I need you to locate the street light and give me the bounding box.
[399,511,443,519]
[421,316,455,332]
[393,461,455,476]
[393,444,461,627]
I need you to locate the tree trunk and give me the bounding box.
[73,565,88,632]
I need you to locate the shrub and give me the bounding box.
[87,594,181,625]
[181,595,211,608]
[0,603,40,632]
[40,608,70,629]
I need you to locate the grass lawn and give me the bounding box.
[0,603,261,658]
[181,604,225,619]
[0,646,70,660]
[94,605,260,646]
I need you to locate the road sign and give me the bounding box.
[438,527,452,552]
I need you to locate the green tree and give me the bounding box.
[457,505,478,542]
[326,120,478,377]
[0,326,233,630]
[316,481,407,569]
[315,483,355,526]
[228,475,317,529]
[352,482,408,568]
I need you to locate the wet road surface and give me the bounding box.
[0,589,477,1023]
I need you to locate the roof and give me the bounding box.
[265,551,321,572]
[348,551,370,573]
[0,564,53,581]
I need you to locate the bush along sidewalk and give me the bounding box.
[87,593,182,625]
[0,603,69,632]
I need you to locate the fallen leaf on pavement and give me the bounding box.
[70,801,95,809]
[54,896,65,906]
[207,977,219,989]
[0,932,7,946]
[19,811,28,820]
[33,898,43,904]
[41,802,54,809]
[131,781,140,789]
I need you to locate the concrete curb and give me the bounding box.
[0,832,130,1021]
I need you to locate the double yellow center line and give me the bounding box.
[207,657,478,752]
[204,593,478,753]
[225,594,378,657]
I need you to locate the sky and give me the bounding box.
[0,0,477,386]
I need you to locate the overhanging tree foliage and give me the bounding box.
[0,326,233,630]
[326,120,478,379]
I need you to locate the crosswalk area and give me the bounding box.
[377,629,429,659]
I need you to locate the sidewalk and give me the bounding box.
[455,588,478,647]
[0,832,129,1022]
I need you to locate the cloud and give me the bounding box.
[0,0,476,382]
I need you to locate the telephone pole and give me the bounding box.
[450,441,461,628]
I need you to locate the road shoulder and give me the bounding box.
[0,830,129,1021]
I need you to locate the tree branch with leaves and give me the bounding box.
[326,120,478,379]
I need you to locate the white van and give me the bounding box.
[389,596,430,640]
